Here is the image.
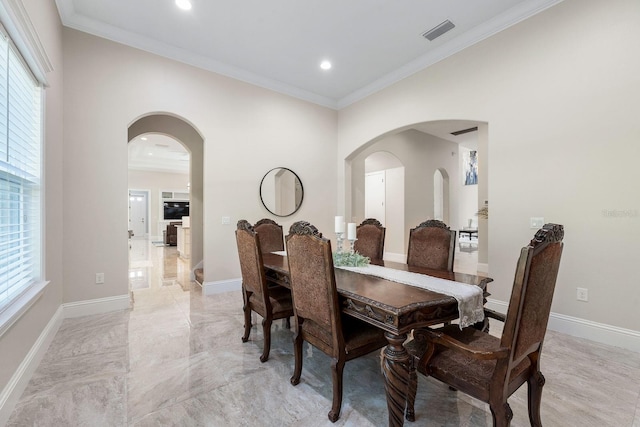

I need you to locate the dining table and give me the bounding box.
[261,252,493,427]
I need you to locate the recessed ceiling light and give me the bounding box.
[320,60,332,70]
[175,0,192,11]
[141,137,148,141]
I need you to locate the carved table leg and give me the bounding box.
[382,331,410,427]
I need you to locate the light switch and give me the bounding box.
[530,217,544,229]
[222,216,231,225]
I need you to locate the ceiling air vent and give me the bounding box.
[451,126,478,136]
[422,20,455,41]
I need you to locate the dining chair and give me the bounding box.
[404,223,564,426]
[254,218,285,253]
[353,218,385,260]
[236,220,293,363]
[406,219,456,271]
[285,221,388,422]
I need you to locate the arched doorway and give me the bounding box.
[128,113,204,279]
[345,120,488,271]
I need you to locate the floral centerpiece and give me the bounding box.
[333,251,370,267]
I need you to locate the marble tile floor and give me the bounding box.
[6,240,640,426]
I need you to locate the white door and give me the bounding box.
[129,191,148,238]
[365,171,385,225]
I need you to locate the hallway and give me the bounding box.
[128,238,192,293]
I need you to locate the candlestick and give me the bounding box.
[349,239,358,254]
[347,222,356,240]
[335,232,344,254]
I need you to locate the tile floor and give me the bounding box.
[6,238,640,426]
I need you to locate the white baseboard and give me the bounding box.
[485,299,508,313]
[0,305,64,426]
[62,294,130,318]
[203,279,241,295]
[486,299,640,353]
[1,294,132,422]
[383,252,406,263]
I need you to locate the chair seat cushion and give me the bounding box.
[300,315,387,357]
[425,325,531,401]
[249,285,293,317]
[342,316,387,356]
[267,285,293,315]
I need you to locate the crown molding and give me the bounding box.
[55,0,564,110]
[337,0,564,108]
[54,0,339,109]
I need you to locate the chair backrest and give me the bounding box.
[407,220,456,271]
[354,218,385,260]
[500,223,564,370]
[285,221,343,352]
[254,218,284,253]
[235,220,268,303]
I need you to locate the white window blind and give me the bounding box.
[0,28,42,312]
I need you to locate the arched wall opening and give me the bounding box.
[128,113,205,268]
[345,120,488,266]
[433,168,450,224]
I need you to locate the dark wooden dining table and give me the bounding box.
[262,253,493,427]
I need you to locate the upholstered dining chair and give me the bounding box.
[353,218,385,260]
[254,218,285,253]
[236,220,293,363]
[285,221,388,423]
[406,219,456,271]
[404,223,564,426]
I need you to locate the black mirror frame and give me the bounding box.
[259,167,304,217]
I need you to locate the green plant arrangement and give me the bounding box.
[333,251,370,267]
[476,206,489,219]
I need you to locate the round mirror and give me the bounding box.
[260,167,304,217]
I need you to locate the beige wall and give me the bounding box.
[384,167,405,255]
[338,0,640,331]
[0,0,64,401]
[62,28,337,300]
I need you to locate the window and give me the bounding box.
[0,27,42,313]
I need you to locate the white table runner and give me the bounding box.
[337,264,484,328]
[270,251,484,328]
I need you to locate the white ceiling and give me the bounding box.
[128,134,189,174]
[55,0,561,109]
[87,1,559,171]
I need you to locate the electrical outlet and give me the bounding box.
[530,217,544,229]
[576,287,588,302]
[95,273,105,284]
